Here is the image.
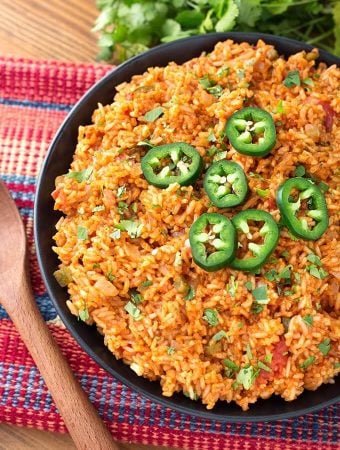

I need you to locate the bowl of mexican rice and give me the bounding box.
[34,32,340,421]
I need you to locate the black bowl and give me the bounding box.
[34,32,340,422]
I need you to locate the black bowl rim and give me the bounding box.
[34,32,340,423]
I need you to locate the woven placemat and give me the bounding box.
[0,55,338,450]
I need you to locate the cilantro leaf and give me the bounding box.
[212,330,228,342]
[300,356,315,369]
[167,346,176,355]
[66,167,93,183]
[227,275,238,298]
[215,0,239,32]
[118,220,143,238]
[294,165,306,177]
[256,188,269,198]
[184,285,195,301]
[283,70,301,88]
[124,301,142,320]
[236,366,258,390]
[77,226,88,241]
[203,308,219,327]
[302,315,313,327]
[252,285,269,304]
[143,106,164,122]
[78,308,89,322]
[318,338,331,355]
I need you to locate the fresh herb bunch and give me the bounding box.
[93,0,339,62]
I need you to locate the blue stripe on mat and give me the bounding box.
[0,174,37,185]
[0,294,57,321]
[0,98,72,112]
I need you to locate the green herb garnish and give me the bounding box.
[143,106,164,122]
[283,70,301,88]
[124,301,142,320]
[78,308,89,322]
[227,275,238,298]
[256,188,269,198]
[258,361,272,372]
[77,226,88,240]
[300,356,315,369]
[252,285,269,304]
[302,315,313,327]
[212,330,227,342]
[184,285,195,301]
[318,338,331,355]
[66,167,93,183]
[236,366,259,390]
[203,308,219,327]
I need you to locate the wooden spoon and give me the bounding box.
[0,179,119,450]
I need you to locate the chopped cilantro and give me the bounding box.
[217,66,229,77]
[137,140,154,148]
[294,272,301,284]
[334,363,340,369]
[318,338,331,356]
[143,106,164,122]
[258,361,272,372]
[184,285,195,301]
[183,391,199,401]
[223,359,239,377]
[232,381,239,390]
[110,229,121,240]
[300,356,315,369]
[303,77,314,87]
[78,308,89,322]
[252,285,269,304]
[203,309,219,327]
[92,263,100,269]
[140,280,153,289]
[208,130,216,142]
[256,188,269,198]
[264,353,273,364]
[281,250,289,258]
[212,330,228,342]
[207,85,224,97]
[130,290,143,305]
[124,301,142,320]
[278,265,292,280]
[66,166,93,183]
[307,265,328,280]
[294,165,306,177]
[275,99,285,114]
[236,366,259,390]
[199,75,214,89]
[244,281,253,291]
[117,185,126,198]
[249,172,265,180]
[264,269,278,282]
[92,205,105,212]
[106,271,115,282]
[307,253,322,266]
[53,267,72,287]
[118,201,128,215]
[167,346,176,355]
[227,275,238,298]
[118,220,143,238]
[302,315,313,327]
[214,150,227,161]
[251,303,264,314]
[283,70,301,88]
[207,146,219,157]
[77,226,88,240]
[199,75,223,97]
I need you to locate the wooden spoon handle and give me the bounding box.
[6,276,119,450]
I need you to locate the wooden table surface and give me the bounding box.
[0,1,177,449]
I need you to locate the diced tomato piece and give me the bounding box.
[257,337,288,384]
